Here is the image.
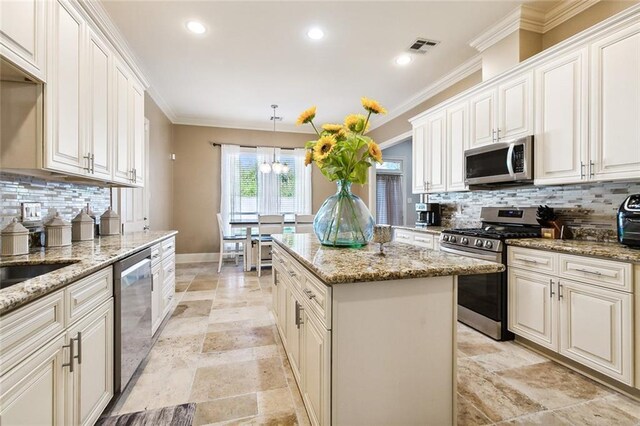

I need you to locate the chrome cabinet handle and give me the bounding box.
[62,338,75,372]
[558,282,564,300]
[580,161,585,179]
[495,128,501,142]
[295,300,304,328]
[83,154,92,172]
[589,161,594,178]
[516,255,540,264]
[91,154,95,174]
[549,279,555,298]
[303,288,316,300]
[574,267,602,276]
[492,129,496,143]
[74,332,82,365]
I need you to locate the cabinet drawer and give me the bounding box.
[151,243,162,265]
[65,266,113,325]
[0,290,65,375]
[162,255,175,278]
[302,273,332,330]
[161,237,175,258]
[413,234,434,249]
[559,254,632,292]
[394,230,413,244]
[275,245,305,292]
[508,247,558,274]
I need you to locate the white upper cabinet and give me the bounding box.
[45,0,85,175]
[590,22,640,181]
[446,101,469,192]
[425,110,447,193]
[469,88,496,148]
[497,71,533,141]
[131,82,145,187]
[534,49,589,185]
[0,0,47,81]
[113,59,132,185]
[85,27,112,181]
[412,123,427,194]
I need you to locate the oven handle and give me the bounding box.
[440,245,501,263]
[506,143,515,177]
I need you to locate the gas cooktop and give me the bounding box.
[445,227,541,240]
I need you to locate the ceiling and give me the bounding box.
[101,1,560,133]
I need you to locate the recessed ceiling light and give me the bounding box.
[395,54,413,66]
[186,21,206,34]
[307,27,324,40]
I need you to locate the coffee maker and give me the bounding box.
[416,203,441,227]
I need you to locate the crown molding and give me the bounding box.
[369,55,482,133]
[469,5,545,52]
[146,85,178,123]
[173,116,316,135]
[79,0,149,88]
[543,0,601,33]
[379,131,412,150]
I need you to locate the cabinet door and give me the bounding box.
[425,111,446,193]
[151,261,163,335]
[534,49,589,185]
[446,101,469,192]
[112,59,132,184]
[45,0,85,175]
[590,23,640,181]
[161,257,176,319]
[67,299,114,426]
[285,288,303,384]
[131,82,145,187]
[85,27,112,181]
[411,123,426,193]
[508,269,558,350]
[498,71,533,140]
[302,312,331,426]
[469,88,496,148]
[0,334,66,425]
[0,0,47,80]
[559,280,633,385]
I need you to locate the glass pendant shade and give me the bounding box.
[272,161,283,174]
[281,163,290,174]
[259,161,272,173]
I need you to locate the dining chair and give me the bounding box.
[256,214,284,277]
[217,213,245,273]
[295,214,315,233]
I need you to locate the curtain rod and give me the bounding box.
[209,142,296,151]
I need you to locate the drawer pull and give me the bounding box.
[63,339,75,373]
[295,300,304,328]
[74,332,82,365]
[549,279,555,298]
[153,253,160,259]
[574,267,602,276]
[168,268,174,274]
[288,270,297,278]
[515,255,544,264]
[303,288,316,300]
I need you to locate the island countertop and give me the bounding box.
[0,230,178,315]
[272,233,504,285]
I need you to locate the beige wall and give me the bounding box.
[543,0,638,49]
[144,94,174,231]
[482,31,521,80]
[171,124,334,254]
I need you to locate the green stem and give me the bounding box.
[361,111,372,136]
[309,120,321,137]
[345,192,366,241]
[332,195,345,245]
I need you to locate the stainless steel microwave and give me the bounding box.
[464,136,534,186]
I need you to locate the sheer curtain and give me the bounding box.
[376,174,404,226]
[293,148,312,214]
[220,144,240,234]
[257,147,280,214]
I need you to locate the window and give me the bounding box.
[376,158,404,226]
[220,145,312,225]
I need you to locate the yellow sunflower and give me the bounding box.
[321,123,344,133]
[344,114,369,133]
[304,150,313,166]
[368,141,383,163]
[313,135,336,161]
[296,106,317,125]
[361,97,387,115]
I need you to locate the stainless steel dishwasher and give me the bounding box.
[113,248,152,394]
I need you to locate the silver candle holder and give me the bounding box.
[372,225,392,255]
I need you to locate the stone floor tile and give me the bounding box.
[551,398,639,425]
[193,394,258,426]
[470,341,548,372]
[161,317,210,338]
[456,393,493,426]
[172,300,214,318]
[141,333,205,372]
[180,290,217,302]
[187,280,218,292]
[209,306,274,324]
[496,361,613,410]
[202,326,276,352]
[256,387,295,416]
[195,345,281,369]
[497,410,574,425]
[190,357,287,402]
[116,368,196,415]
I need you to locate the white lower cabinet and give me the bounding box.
[508,246,634,385]
[301,309,331,426]
[393,228,439,251]
[0,266,115,426]
[285,286,303,383]
[151,260,163,335]
[151,239,176,335]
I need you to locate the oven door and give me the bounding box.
[464,136,532,185]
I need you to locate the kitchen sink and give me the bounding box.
[0,262,77,289]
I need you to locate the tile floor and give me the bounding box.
[104,262,640,426]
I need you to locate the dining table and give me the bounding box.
[229,218,296,271]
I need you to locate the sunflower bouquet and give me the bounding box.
[297,97,385,185]
[295,98,386,247]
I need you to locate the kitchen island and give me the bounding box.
[271,233,504,426]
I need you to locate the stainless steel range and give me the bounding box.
[440,207,541,341]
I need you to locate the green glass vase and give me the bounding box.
[313,180,374,247]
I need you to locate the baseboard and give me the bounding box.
[175,252,220,264]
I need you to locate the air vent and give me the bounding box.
[408,38,440,54]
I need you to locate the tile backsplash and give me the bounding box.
[0,172,111,227]
[427,181,640,241]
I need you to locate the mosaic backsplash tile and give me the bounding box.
[427,181,640,242]
[0,172,111,228]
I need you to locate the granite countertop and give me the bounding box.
[0,231,178,315]
[393,225,446,235]
[272,233,504,285]
[506,238,640,264]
